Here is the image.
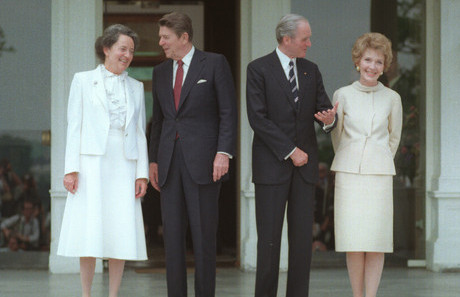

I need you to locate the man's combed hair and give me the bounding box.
[275,14,309,43]
[159,12,193,42]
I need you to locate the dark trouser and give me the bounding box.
[254,169,315,297]
[161,140,221,297]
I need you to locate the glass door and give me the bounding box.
[0,0,52,267]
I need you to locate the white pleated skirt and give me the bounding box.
[334,172,393,253]
[58,129,147,260]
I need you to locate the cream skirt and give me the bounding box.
[58,129,147,260]
[334,172,393,253]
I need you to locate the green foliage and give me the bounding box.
[393,0,424,183]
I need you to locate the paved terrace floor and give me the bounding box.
[1,266,459,297]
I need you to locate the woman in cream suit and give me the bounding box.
[58,24,148,297]
[331,33,402,297]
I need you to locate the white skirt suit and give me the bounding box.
[331,81,402,252]
[57,65,148,260]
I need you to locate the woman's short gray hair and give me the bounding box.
[276,14,309,43]
[94,24,139,62]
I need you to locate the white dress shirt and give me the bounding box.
[172,46,195,87]
[276,47,299,89]
[101,65,128,130]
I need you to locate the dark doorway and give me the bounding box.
[103,0,239,269]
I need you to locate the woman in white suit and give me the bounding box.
[331,33,402,297]
[58,24,148,297]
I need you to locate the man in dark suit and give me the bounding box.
[149,12,237,297]
[246,14,338,297]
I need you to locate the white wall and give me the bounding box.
[291,0,370,96]
[239,0,291,271]
[425,0,460,272]
[0,0,51,132]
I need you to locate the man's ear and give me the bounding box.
[282,35,291,46]
[181,32,190,44]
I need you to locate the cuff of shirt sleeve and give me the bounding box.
[323,118,336,131]
[284,147,297,160]
[217,151,233,159]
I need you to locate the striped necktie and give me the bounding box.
[289,60,299,108]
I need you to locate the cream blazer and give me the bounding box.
[331,81,402,175]
[64,66,148,179]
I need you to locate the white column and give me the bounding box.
[49,0,103,273]
[425,0,460,272]
[239,0,290,271]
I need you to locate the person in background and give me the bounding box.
[331,32,403,297]
[0,234,22,252]
[1,199,39,250]
[0,159,22,218]
[58,24,148,297]
[313,162,335,251]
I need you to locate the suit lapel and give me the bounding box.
[177,49,205,112]
[125,77,134,128]
[92,67,109,112]
[296,60,310,113]
[268,51,297,111]
[156,60,176,113]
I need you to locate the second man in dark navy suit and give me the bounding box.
[246,14,338,297]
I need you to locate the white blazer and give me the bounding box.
[64,66,148,179]
[331,81,402,175]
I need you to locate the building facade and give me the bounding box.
[0,0,459,273]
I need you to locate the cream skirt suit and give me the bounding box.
[58,65,148,260]
[331,81,402,252]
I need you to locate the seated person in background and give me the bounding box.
[313,163,335,251]
[1,199,39,250]
[0,159,22,218]
[0,234,22,252]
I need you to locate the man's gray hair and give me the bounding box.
[276,14,309,43]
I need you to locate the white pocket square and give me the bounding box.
[197,79,207,84]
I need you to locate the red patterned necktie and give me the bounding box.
[173,60,184,110]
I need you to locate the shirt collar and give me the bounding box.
[100,64,128,80]
[174,46,195,68]
[276,46,296,68]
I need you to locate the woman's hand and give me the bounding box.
[135,178,148,198]
[63,172,79,194]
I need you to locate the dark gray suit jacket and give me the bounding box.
[149,49,237,186]
[246,51,334,185]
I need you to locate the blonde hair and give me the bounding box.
[352,32,393,71]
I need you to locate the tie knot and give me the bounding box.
[177,60,184,67]
[289,60,294,67]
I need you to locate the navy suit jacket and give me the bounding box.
[246,51,334,185]
[149,49,237,186]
